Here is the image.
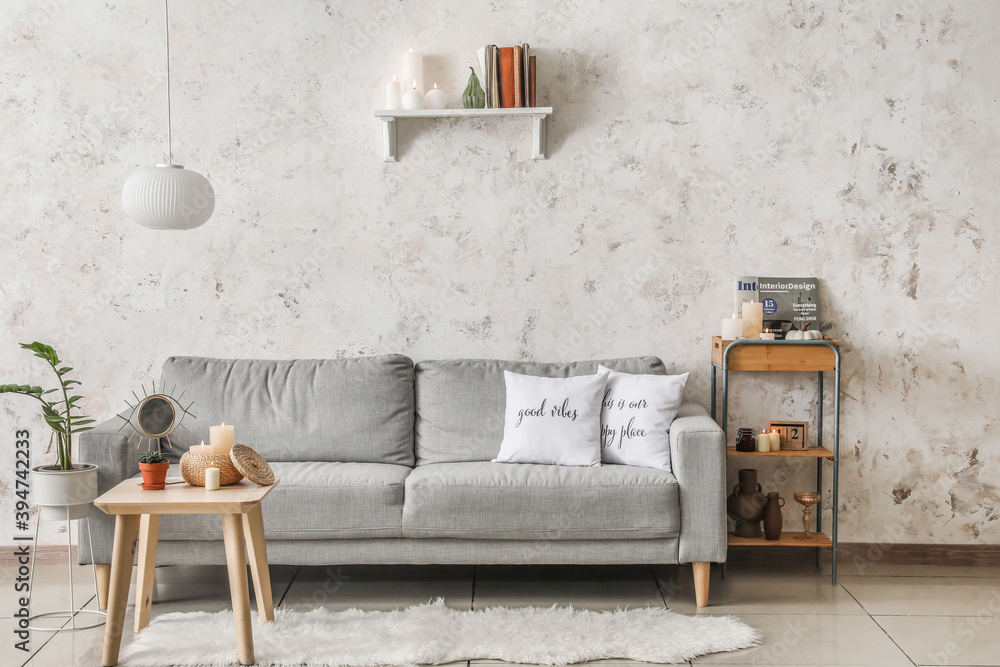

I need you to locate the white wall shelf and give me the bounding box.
[374,107,553,162]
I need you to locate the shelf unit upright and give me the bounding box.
[710,337,841,584]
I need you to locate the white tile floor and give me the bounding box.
[4,552,1000,667]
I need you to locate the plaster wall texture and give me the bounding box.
[1,0,997,546]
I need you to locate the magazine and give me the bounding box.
[735,276,820,331]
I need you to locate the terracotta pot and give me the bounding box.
[138,461,170,490]
[726,469,768,538]
[763,492,785,541]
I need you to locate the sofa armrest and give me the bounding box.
[77,416,137,565]
[78,416,138,494]
[670,403,727,564]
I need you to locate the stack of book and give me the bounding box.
[476,44,536,108]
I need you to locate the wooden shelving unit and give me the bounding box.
[711,337,842,583]
[712,336,840,371]
[728,532,833,548]
[726,446,834,459]
[374,107,553,162]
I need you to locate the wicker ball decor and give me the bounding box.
[230,444,275,486]
[179,451,244,487]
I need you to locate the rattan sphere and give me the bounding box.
[230,444,275,486]
[179,451,244,487]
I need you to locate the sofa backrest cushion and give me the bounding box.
[159,355,415,465]
[413,357,666,465]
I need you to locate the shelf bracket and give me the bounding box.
[381,118,397,162]
[531,113,547,160]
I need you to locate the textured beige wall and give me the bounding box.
[1,0,998,547]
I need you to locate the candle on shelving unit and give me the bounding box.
[760,328,776,341]
[190,440,214,456]
[210,423,235,455]
[424,83,447,109]
[741,301,764,339]
[769,429,781,452]
[756,429,771,453]
[204,467,220,491]
[721,314,742,340]
[386,75,402,110]
[401,49,423,95]
[402,80,425,110]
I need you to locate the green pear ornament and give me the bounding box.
[463,66,486,109]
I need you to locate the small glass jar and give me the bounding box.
[735,427,756,452]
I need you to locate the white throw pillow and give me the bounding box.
[493,370,609,467]
[597,365,689,471]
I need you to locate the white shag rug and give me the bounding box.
[120,599,760,666]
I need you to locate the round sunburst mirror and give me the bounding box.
[137,395,175,437]
[118,381,196,453]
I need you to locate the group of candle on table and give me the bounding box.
[720,300,775,340]
[189,423,235,491]
[755,429,782,453]
[385,49,449,111]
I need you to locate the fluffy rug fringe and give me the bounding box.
[120,599,761,666]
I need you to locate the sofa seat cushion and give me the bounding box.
[402,462,679,540]
[152,461,410,540]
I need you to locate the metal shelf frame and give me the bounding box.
[710,339,841,584]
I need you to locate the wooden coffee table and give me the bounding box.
[94,477,278,666]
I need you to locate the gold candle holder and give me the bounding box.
[793,491,821,536]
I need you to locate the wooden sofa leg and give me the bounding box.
[96,563,111,611]
[693,562,710,607]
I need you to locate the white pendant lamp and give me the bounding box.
[123,0,215,230]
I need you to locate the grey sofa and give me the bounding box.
[79,354,727,606]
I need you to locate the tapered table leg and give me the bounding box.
[134,514,160,633]
[242,503,274,622]
[222,513,254,665]
[102,514,141,667]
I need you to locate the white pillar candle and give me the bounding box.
[402,81,424,110]
[210,423,235,455]
[190,440,214,456]
[424,83,447,109]
[760,328,776,340]
[756,430,771,453]
[741,301,764,339]
[401,49,423,95]
[204,467,220,491]
[386,75,402,110]
[721,314,742,340]
[769,430,782,452]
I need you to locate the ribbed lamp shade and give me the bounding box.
[122,164,215,230]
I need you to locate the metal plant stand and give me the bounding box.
[710,338,841,584]
[27,507,107,631]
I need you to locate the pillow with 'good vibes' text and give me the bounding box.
[493,370,609,467]
[597,365,689,471]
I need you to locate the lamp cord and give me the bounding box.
[164,0,172,165]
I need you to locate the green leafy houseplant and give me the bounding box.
[0,342,95,470]
[138,450,166,465]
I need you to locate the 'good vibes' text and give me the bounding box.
[515,398,579,427]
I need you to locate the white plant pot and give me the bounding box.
[31,464,99,521]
